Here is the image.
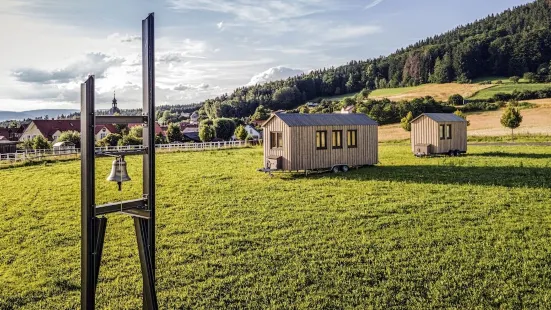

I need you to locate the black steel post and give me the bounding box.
[81,76,96,309]
[142,12,156,302]
[134,218,159,309]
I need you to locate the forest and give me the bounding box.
[200,0,551,119]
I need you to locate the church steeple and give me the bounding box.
[112,91,118,107]
[109,91,121,115]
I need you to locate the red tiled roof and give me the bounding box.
[94,124,118,135]
[32,120,80,139]
[0,127,9,139]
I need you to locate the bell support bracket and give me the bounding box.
[81,13,158,310]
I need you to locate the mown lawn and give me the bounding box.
[1,145,551,309]
[469,83,551,100]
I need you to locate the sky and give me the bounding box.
[0,0,534,112]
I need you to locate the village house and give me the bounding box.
[245,125,261,139]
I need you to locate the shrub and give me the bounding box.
[166,123,182,143]
[33,136,51,150]
[448,94,464,105]
[400,111,413,132]
[199,124,215,142]
[98,133,122,147]
[57,131,80,148]
[234,125,248,141]
[213,118,236,141]
[509,76,520,84]
[118,135,142,146]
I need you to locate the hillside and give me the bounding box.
[199,0,551,120]
[0,109,78,122]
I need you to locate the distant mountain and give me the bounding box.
[0,109,79,122]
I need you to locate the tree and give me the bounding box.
[448,94,464,105]
[128,125,143,138]
[199,124,215,142]
[98,133,122,147]
[213,118,236,140]
[523,72,536,83]
[33,135,51,150]
[57,131,81,148]
[234,125,248,140]
[166,123,182,143]
[251,105,271,121]
[453,110,470,126]
[500,106,523,141]
[509,76,521,84]
[400,111,414,131]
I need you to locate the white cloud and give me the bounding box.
[365,0,385,10]
[108,33,141,43]
[247,66,303,86]
[217,21,225,31]
[11,52,125,84]
[326,25,382,40]
[168,0,344,24]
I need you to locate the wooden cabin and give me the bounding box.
[0,140,18,154]
[410,113,468,156]
[262,113,378,172]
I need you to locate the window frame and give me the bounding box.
[439,124,445,140]
[270,131,283,149]
[332,130,343,149]
[347,130,358,148]
[446,124,452,140]
[316,130,327,150]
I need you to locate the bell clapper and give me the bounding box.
[117,181,122,191]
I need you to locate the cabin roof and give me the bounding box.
[265,113,378,127]
[412,113,467,123]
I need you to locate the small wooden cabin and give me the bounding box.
[262,113,378,171]
[411,113,468,156]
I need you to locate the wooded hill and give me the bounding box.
[200,0,551,119]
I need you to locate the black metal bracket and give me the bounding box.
[81,13,157,310]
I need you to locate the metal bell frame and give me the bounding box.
[80,13,158,310]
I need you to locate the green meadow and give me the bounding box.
[1,145,551,309]
[469,83,551,100]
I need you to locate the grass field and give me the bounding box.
[469,83,551,100]
[319,83,493,102]
[1,146,551,309]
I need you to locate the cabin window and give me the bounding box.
[439,125,445,140]
[332,130,343,149]
[446,124,452,139]
[316,131,327,149]
[347,130,357,148]
[270,132,283,148]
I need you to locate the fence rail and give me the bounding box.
[0,140,251,165]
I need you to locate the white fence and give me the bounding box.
[0,140,250,165]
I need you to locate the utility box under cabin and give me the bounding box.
[262,113,378,172]
[410,113,468,156]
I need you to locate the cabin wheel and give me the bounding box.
[454,150,460,156]
[341,165,349,173]
[448,150,454,157]
[332,166,341,173]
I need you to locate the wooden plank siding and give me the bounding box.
[411,115,467,154]
[289,124,378,171]
[262,116,292,170]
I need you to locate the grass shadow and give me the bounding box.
[286,165,551,188]
[468,152,551,159]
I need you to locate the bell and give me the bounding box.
[107,156,131,191]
